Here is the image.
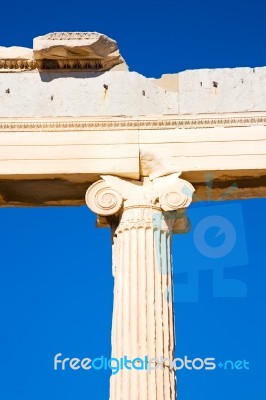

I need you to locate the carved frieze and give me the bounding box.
[0,114,265,131]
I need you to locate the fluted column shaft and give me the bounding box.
[111,206,175,400]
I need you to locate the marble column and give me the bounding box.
[85,173,194,400]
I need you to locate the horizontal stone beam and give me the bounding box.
[0,114,265,206]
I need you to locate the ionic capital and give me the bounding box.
[85,173,195,229]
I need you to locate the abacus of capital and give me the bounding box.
[0,31,265,400]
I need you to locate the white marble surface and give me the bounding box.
[0,71,179,117]
[0,67,266,117]
[178,67,266,113]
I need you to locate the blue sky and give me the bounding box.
[0,1,266,399]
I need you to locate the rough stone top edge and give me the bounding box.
[0,46,33,60]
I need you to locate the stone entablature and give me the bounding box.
[0,32,265,207]
[0,112,265,206]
